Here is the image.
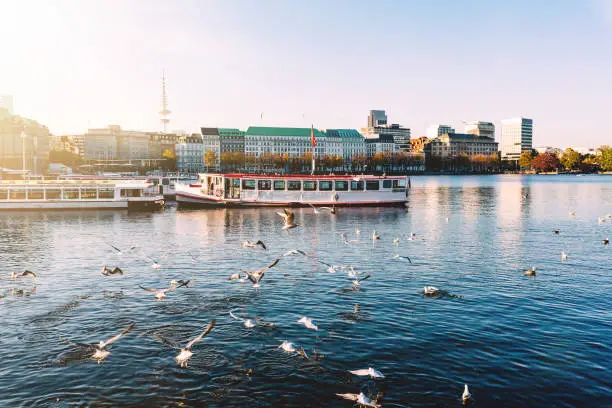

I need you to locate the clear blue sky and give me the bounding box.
[2,0,611,147]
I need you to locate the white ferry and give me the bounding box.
[0,179,164,211]
[146,174,198,200]
[175,173,409,208]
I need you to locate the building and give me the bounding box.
[367,110,388,127]
[426,124,455,139]
[410,136,429,153]
[0,95,14,115]
[324,129,366,161]
[148,132,181,160]
[244,126,327,158]
[175,134,204,172]
[80,125,150,161]
[424,132,499,159]
[201,127,221,169]
[464,121,495,139]
[0,113,51,174]
[500,117,533,161]
[219,128,246,156]
[365,134,397,156]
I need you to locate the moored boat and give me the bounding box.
[175,173,409,208]
[0,179,164,211]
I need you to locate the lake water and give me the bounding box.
[1,175,611,407]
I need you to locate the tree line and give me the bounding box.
[519,146,612,173]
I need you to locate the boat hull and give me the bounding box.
[0,199,165,212]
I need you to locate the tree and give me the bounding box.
[161,148,177,171]
[560,148,581,170]
[519,151,534,170]
[532,152,560,172]
[204,150,217,169]
[599,146,612,171]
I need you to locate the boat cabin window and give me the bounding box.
[382,180,392,189]
[232,179,240,188]
[63,189,80,199]
[393,179,406,188]
[258,180,272,191]
[99,189,114,199]
[335,181,349,191]
[9,189,25,200]
[303,181,316,191]
[162,178,170,186]
[273,180,285,190]
[287,180,301,191]
[318,181,332,191]
[350,180,364,191]
[81,189,98,199]
[46,189,61,199]
[120,189,141,198]
[28,189,44,199]
[366,180,380,191]
[242,180,256,190]
[0,189,8,200]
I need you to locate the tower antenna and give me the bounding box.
[159,70,171,133]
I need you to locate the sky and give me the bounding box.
[1,0,611,147]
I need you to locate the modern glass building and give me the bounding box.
[500,118,533,160]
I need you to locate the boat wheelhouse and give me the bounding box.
[175,173,409,208]
[0,179,164,211]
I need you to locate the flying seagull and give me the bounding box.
[139,280,188,301]
[349,367,385,379]
[352,274,371,287]
[524,266,536,276]
[552,229,560,234]
[297,316,318,331]
[62,322,136,364]
[462,384,472,404]
[393,237,400,245]
[561,252,568,261]
[569,211,576,216]
[10,270,36,279]
[170,279,190,289]
[174,320,215,368]
[228,273,249,283]
[335,392,381,408]
[603,238,609,245]
[283,249,308,257]
[308,204,336,214]
[230,311,256,328]
[243,258,280,288]
[278,341,308,359]
[241,240,267,250]
[372,230,381,240]
[101,265,123,276]
[392,254,412,263]
[146,256,161,269]
[277,209,299,230]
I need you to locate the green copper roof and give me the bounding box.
[246,126,326,138]
[218,128,245,137]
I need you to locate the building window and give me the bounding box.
[273,180,285,190]
[258,180,271,190]
[318,180,332,191]
[242,180,256,190]
[287,180,301,191]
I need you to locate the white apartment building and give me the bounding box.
[244,127,327,158]
[201,127,221,168]
[425,133,499,158]
[175,134,205,172]
[324,129,366,160]
[501,117,533,160]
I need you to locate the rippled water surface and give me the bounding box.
[1,175,611,407]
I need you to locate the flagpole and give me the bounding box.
[310,125,315,175]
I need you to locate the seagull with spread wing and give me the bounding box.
[349,367,385,379]
[308,204,336,215]
[101,265,123,276]
[276,208,299,230]
[10,270,36,279]
[241,240,267,250]
[139,280,189,301]
[335,392,381,408]
[243,258,280,288]
[62,322,135,364]
[174,320,216,368]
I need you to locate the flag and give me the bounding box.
[311,125,317,147]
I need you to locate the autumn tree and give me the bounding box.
[204,150,218,169]
[519,151,535,170]
[600,146,612,171]
[532,152,560,172]
[560,148,581,170]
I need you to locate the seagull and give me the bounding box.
[278,341,308,359]
[462,384,472,404]
[352,274,371,287]
[230,311,256,328]
[524,266,536,276]
[241,240,267,250]
[107,243,123,255]
[393,237,400,245]
[277,209,299,230]
[552,229,560,234]
[349,367,385,379]
[372,230,381,240]
[10,270,37,279]
[147,256,161,269]
[598,216,606,224]
[308,204,336,214]
[569,211,575,216]
[283,249,307,257]
[338,232,359,245]
[603,238,609,245]
[174,320,215,368]
[297,316,318,331]
[355,227,361,235]
[423,286,440,296]
[335,392,381,408]
[392,254,412,263]
[66,322,136,364]
[170,279,190,289]
[139,281,188,300]
[561,252,568,261]
[244,258,280,287]
[228,273,249,283]
[100,266,123,276]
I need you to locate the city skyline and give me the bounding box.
[2,0,612,147]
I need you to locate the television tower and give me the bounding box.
[159,70,171,133]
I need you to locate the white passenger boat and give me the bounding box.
[0,179,164,211]
[146,174,198,200]
[175,173,409,208]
